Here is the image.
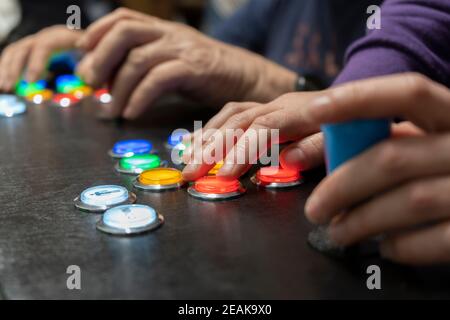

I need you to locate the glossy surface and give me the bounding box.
[112,139,152,157]
[102,204,158,229]
[120,154,161,171]
[0,101,449,299]
[53,94,79,107]
[256,167,301,184]
[80,185,129,206]
[138,168,183,186]
[0,95,27,117]
[194,176,240,194]
[26,89,53,104]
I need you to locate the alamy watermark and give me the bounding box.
[367,5,382,30]
[66,5,81,30]
[66,265,81,290]
[366,265,381,290]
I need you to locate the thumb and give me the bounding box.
[280,132,324,171]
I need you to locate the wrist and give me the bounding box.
[243,56,297,102]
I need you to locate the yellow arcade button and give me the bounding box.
[208,162,224,175]
[134,168,184,191]
[26,89,53,104]
[72,86,93,99]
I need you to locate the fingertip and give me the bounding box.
[182,164,202,181]
[123,106,137,120]
[280,146,306,171]
[304,194,325,225]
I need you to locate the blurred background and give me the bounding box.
[0,0,249,49]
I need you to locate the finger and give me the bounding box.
[78,20,164,88]
[217,106,321,178]
[183,102,280,179]
[328,176,450,246]
[305,134,450,225]
[0,44,25,91]
[203,102,262,131]
[391,121,425,138]
[380,220,450,266]
[123,59,192,120]
[78,7,152,50]
[107,41,176,118]
[0,48,16,91]
[280,132,324,171]
[25,44,54,83]
[305,73,450,132]
[27,29,81,82]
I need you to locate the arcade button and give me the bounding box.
[115,154,162,175]
[133,168,184,191]
[15,79,46,97]
[74,185,136,213]
[109,139,153,159]
[187,176,245,201]
[94,89,112,104]
[71,86,93,99]
[165,131,187,149]
[26,89,53,104]
[52,93,80,108]
[208,162,224,175]
[56,75,84,94]
[96,204,164,236]
[251,166,303,188]
[0,95,27,117]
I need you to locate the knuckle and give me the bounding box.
[113,20,132,36]
[127,48,148,68]
[376,143,406,176]
[253,115,276,129]
[228,113,249,127]
[404,73,432,102]
[223,102,245,114]
[407,182,436,214]
[114,7,133,17]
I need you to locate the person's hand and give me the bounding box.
[301,73,450,265]
[76,8,296,119]
[0,25,83,92]
[181,92,325,181]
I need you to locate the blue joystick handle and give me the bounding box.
[322,119,391,173]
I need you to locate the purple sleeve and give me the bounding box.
[334,0,450,87]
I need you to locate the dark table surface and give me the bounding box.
[1,97,450,300]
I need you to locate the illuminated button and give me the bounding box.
[109,139,153,159]
[74,185,136,213]
[165,131,187,149]
[56,75,84,94]
[133,168,184,191]
[96,204,164,235]
[251,167,303,188]
[0,95,27,117]
[15,80,46,97]
[115,154,161,175]
[94,89,112,104]
[71,86,92,99]
[26,89,53,104]
[187,176,245,201]
[53,93,80,108]
[208,162,224,175]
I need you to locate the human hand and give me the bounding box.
[303,73,450,265]
[181,92,325,181]
[76,8,296,119]
[0,25,83,92]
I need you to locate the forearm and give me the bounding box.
[334,0,450,87]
